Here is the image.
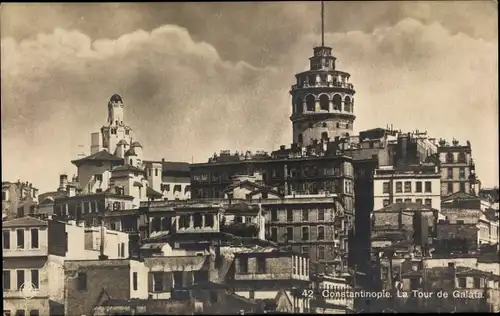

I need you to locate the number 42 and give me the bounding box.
[302,289,313,298]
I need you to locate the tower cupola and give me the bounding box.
[289,2,356,147]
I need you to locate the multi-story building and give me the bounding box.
[373,163,441,211]
[310,273,354,313]
[2,181,39,220]
[2,216,128,316]
[438,192,499,248]
[143,159,191,201]
[437,139,480,196]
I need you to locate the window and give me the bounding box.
[459,168,465,179]
[118,244,121,257]
[15,311,25,316]
[318,226,325,240]
[77,272,87,291]
[473,277,481,288]
[3,231,10,249]
[321,132,328,141]
[302,209,309,221]
[271,209,278,221]
[302,246,309,255]
[333,94,341,110]
[344,96,351,112]
[410,278,419,290]
[2,191,6,201]
[446,153,453,163]
[29,311,39,316]
[318,209,324,221]
[404,199,411,203]
[416,199,422,205]
[383,199,390,207]
[249,290,255,300]
[457,220,464,225]
[30,229,39,249]
[155,168,158,177]
[31,270,39,289]
[153,272,163,292]
[239,257,249,273]
[458,152,466,163]
[298,133,303,144]
[383,182,390,194]
[424,181,432,193]
[395,182,402,193]
[17,229,24,249]
[287,209,293,222]
[404,181,412,193]
[271,227,278,242]
[257,257,266,274]
[447,168,453,179]
[121,243,125,258]
[459,182,466,193]
[395,199,402,203]
[306,95,315,112]
[302,227,309,241]
[286,227,293,241]
[319,95,329,111]
[193,213,203,227]
[17,270,24,290]
[131,272,138,291]
[458,278,466,288]
[205,214,214,227]
[416,182,422,193]
[3,270,10,290]
[424,199,432,207]
[4,311,11,316]
[447,182,454,194]
[318,246,325,260]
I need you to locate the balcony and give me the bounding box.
[292,81,355,90]
[220,222,259,238]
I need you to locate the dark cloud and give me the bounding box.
[1,3,497,192]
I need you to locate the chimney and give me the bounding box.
[77,221,85,227]
[67,185,76,197]
[59,174,68,191]
[161,158,165,162]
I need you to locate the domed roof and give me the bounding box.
[131,141,143,148]
[110,94,123,103]
[117,139,129,146]
[125,148,136,156]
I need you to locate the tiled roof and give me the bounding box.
[71,150,123,166]
[3,216,48,228]
[112,164,144,173]
[146,186,163,198]
[374,202,437,212]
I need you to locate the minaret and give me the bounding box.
[290,1,356,146]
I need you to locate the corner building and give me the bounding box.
[291,46,356,146]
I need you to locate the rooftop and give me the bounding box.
[3,216,48,228]
[71,150,123,166]
[374,202,438,213]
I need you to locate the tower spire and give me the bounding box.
[321,0,325,47]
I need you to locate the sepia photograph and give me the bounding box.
[1,1,499,315]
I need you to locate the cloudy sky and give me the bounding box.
[1,2,498,193]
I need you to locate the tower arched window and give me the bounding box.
[306,95,315,112]
[322,122,327,128]
[346,123,350,129]
[295,97,303,114]
[333,94,342,111]
[344,96,352,112]
[321,132,328,141]
[319,95,329,111]
[298,133,303,144]
[446,153,454,163]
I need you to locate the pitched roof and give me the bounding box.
[146,186,163,198]
[442,192,479,202]
[71,150,123,166]
[112,164,145,174]
[3,216,48,228]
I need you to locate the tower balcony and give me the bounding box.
[291,81,354,91]
[290,111,356,122]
